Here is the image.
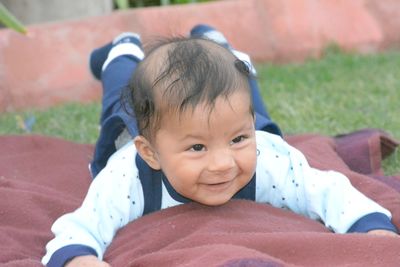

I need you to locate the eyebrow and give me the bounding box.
[178,120,254,143]
[178,133,206,143]
[231,123,255,136]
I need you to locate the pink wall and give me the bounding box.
[1,0,399,112]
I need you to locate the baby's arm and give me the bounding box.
[298,167,397,234]
[42,142,143,266]
[255,131,398,234]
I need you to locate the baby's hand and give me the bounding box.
[367,229,398,237]
[65,255,111,267]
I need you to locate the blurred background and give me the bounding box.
[0,0,212,25]
[0,0,399,173]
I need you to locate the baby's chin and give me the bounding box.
[193,193,236,207]
[179,180,248,206]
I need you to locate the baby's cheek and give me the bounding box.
[170,164,201,188]
[240,146,257,175]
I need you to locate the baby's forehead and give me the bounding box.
[141,38,251,113]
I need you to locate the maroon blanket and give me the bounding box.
[1,129,400,266]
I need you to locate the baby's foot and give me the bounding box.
[89,32,142,80]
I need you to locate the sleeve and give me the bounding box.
[255,131,397,234]
[42,141,145,266]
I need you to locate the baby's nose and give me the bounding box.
[207,149,235,173]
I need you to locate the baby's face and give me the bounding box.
[152,90,257,206]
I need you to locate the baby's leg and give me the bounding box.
[190,24,282,136]
[89,33,144,178]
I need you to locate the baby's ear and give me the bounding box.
[134,135,161,170]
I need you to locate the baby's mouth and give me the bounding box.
[202,179,234,192]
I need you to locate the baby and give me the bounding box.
[42,25,398,267]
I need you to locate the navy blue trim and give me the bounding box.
[254,111,281,137]
[161,174,191,203]
[347,212,398,233]
[91,116,126,177]
[136,154,162,215]
[89,42,112,80]
[233,174,256,201]
[46,244,97,267]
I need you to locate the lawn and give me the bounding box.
[1,49,399,174]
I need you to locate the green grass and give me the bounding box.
[256,49,400,174]
[1,49,399,174]
[0,103,101,144]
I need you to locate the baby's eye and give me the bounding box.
[190,144,205,152]
[231,135,247,144]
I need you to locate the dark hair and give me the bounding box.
[122,36,254,140]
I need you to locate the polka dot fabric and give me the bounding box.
[255,132,391,233]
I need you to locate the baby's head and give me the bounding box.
[127,37,258,206]
[129,37,254,140]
